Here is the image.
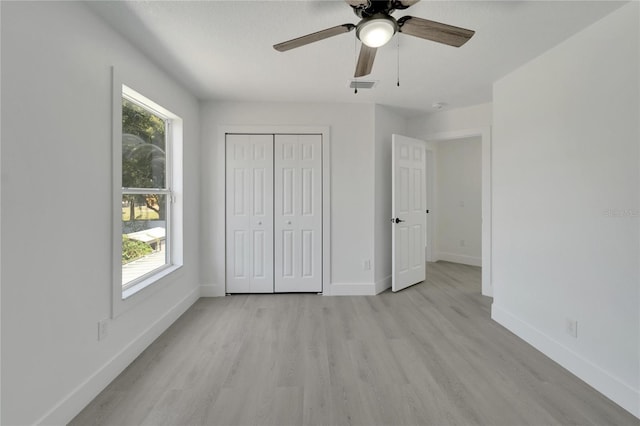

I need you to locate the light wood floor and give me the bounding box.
[71,262,638,426]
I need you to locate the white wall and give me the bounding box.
[491,2,639,417]
[436,137,482,266]
[373,105,407,292]
[407,103,492,138]
[1,2,201,424]
[200,101,377,295]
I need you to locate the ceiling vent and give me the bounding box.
[348,80,377,89]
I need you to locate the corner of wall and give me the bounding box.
[375,275,392,294]
[200,284,226,297]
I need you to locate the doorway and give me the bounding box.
[426,127,492,297]
[434,136,482,266]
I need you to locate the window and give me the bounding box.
[115,84,183,303]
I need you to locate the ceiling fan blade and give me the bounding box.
[274,24,356,52]
[398,16,475,47]
[354,44,377,77]
[394,0,420,9]
[345,0,370,7]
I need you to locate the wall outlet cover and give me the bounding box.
[565,318,578,338]
[98,319,109,341]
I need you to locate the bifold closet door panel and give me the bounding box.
[226,134,274,293]
[274,134,322,292]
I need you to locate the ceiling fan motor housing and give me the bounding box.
[350,0,415,18]
[356,14,399,48]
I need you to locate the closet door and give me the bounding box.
[274,135,322,292]
[226,134,274,293]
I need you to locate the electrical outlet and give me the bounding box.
[363,259,371,271]
[565,318,578,338]
[98,319,109,341]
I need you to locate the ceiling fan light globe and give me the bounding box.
[357,18,397,48]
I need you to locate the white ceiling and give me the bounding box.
[88,0,626,116]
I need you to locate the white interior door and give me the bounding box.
[226,134,274,293]
[274,134,322,293]
[392,134,426,292]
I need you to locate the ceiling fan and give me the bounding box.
[273,0,475,78]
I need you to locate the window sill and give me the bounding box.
[122,264,182,300]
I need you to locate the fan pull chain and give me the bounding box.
[354,36,358,94]
[397,35,400,87]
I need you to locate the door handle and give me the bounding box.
[391,218,405,224]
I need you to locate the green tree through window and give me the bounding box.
[122,99,167,220]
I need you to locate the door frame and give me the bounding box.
[220,125,331,295]
[424,127,492,297]
[424,145,435,263]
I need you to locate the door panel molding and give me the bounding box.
[225,134,274,293]
[392,134,427,292]
[274,134,322,292]
[222,126,331,294]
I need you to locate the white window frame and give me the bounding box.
[112,68,183,318]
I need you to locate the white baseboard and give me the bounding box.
[200,283,225,297]
[326,282,377,296]
[36,287,200,425]
[375,275,392,294]
[492,304,640,419]
[203,282,381,297]
[437,251,482,267]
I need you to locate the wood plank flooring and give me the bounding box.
[70,262,639,426]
